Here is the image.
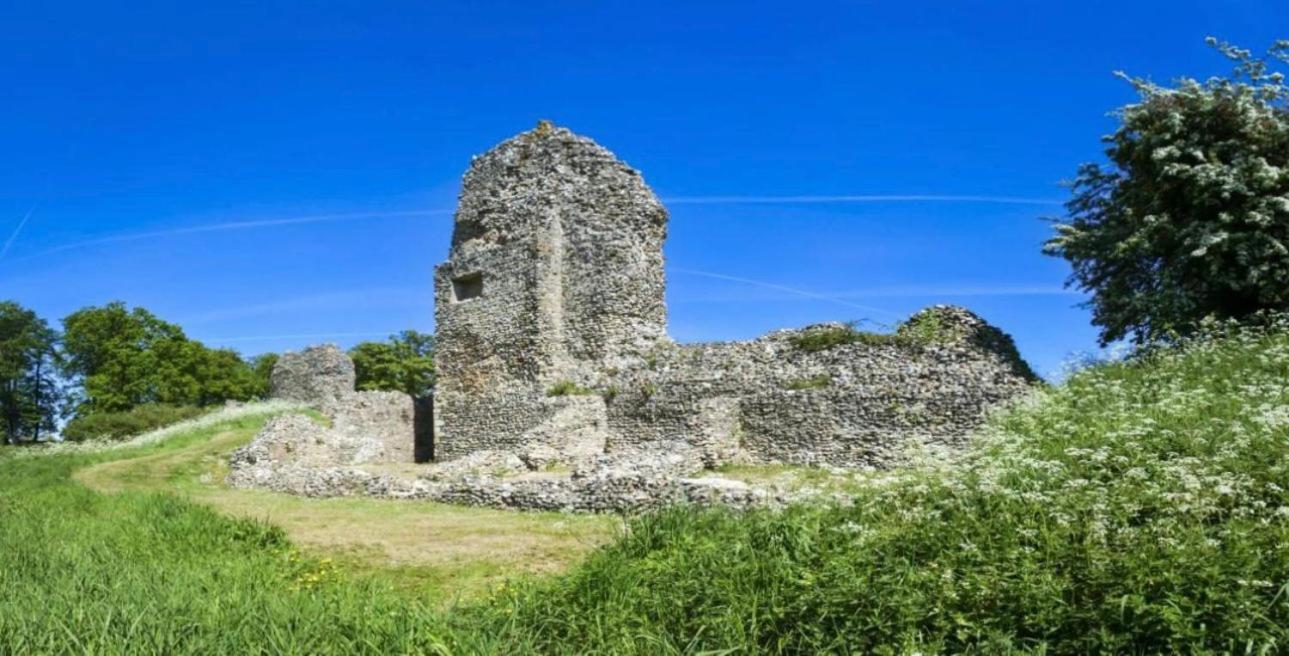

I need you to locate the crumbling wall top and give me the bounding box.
[269,344,356,405]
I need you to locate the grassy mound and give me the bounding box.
[1,324,1286,653]
[470,324,1289,653]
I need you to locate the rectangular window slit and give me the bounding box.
[452,273,483,302]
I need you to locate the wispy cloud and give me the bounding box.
[1,193,1066,266]
[662,194,1065,207]
[5,209,453,264]
[668,266,903,318]
[0,203,38,263]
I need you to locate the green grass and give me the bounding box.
[2,323,1288,653]
[468,322,1289,653]
[783,373,832,390]
[0,407,613,654]
[546,379,595,397]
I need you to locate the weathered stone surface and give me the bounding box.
[269,344,356,404]
[321,391,420,464]
[433,121,668,460]
[603,305,1036,469]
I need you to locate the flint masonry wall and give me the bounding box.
[431,122,1038,468]
[602,307,1036,468]
[266,346,427,466]
[433,122,668,460]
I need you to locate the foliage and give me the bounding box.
[349,330,435,397]
[60,301,264,415]
[60,404,208,442]
[783,373,831,390]
[895,310,963,345]
[546,379,594,397]
[788,321,902,352]
[470,319,1289,653]
[791,317,963,353]
[249,352,279,398]
[0,301,61,443]
[1046,39,1289,345]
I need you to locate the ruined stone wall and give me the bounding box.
[601,306,1036,469]
[431,123,1039,469]
[433,122,669,460]
[270,344,356,405]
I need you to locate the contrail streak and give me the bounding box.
[1,194,1064,265]
[0,204,38,263]
[6,209,453,263]
[662,194,1064,206]
[668,266,902,319]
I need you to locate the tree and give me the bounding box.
[1045,39,1289,345]
[61,302,266,416]
[0,301,62,443]
[249,353,279,398]
[350,330,435,397]
[61,302,187,413]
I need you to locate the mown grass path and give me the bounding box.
[0,409,620,654]
[69,409,618,599]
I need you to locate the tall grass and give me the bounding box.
[0,414,483,654]
[467,323,1289,653]
[1,324,1286,653]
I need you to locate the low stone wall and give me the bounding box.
[228,390,422,483]
[228,436,833,513]
[602,306,1035,469]
[231,307,1037,512]
[321,391,419,464]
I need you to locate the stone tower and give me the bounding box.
[433,122,668,459]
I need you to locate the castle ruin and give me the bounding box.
[230,122,1038,510]
[430,122,1035,470]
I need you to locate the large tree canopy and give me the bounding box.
[0,301,61,443]
[350,330,435,397]
[1046,39,1289,345]
[61,302,266,415]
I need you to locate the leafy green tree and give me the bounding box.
[0,301,62,443]
[1045,39,1289,345]
[61,302,266,416]
[350,330,435,397]
[249,353,279,398]
[61,302,186,413]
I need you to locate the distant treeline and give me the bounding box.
[0,300,433,444]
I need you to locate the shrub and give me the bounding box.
[61,404,208,442]
[1045,40,1289,344]
[894,310,962,345]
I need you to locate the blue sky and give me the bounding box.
[2,1,1285,378]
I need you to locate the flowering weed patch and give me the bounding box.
[471,322,1289,653]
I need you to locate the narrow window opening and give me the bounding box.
[452,273,483,302]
